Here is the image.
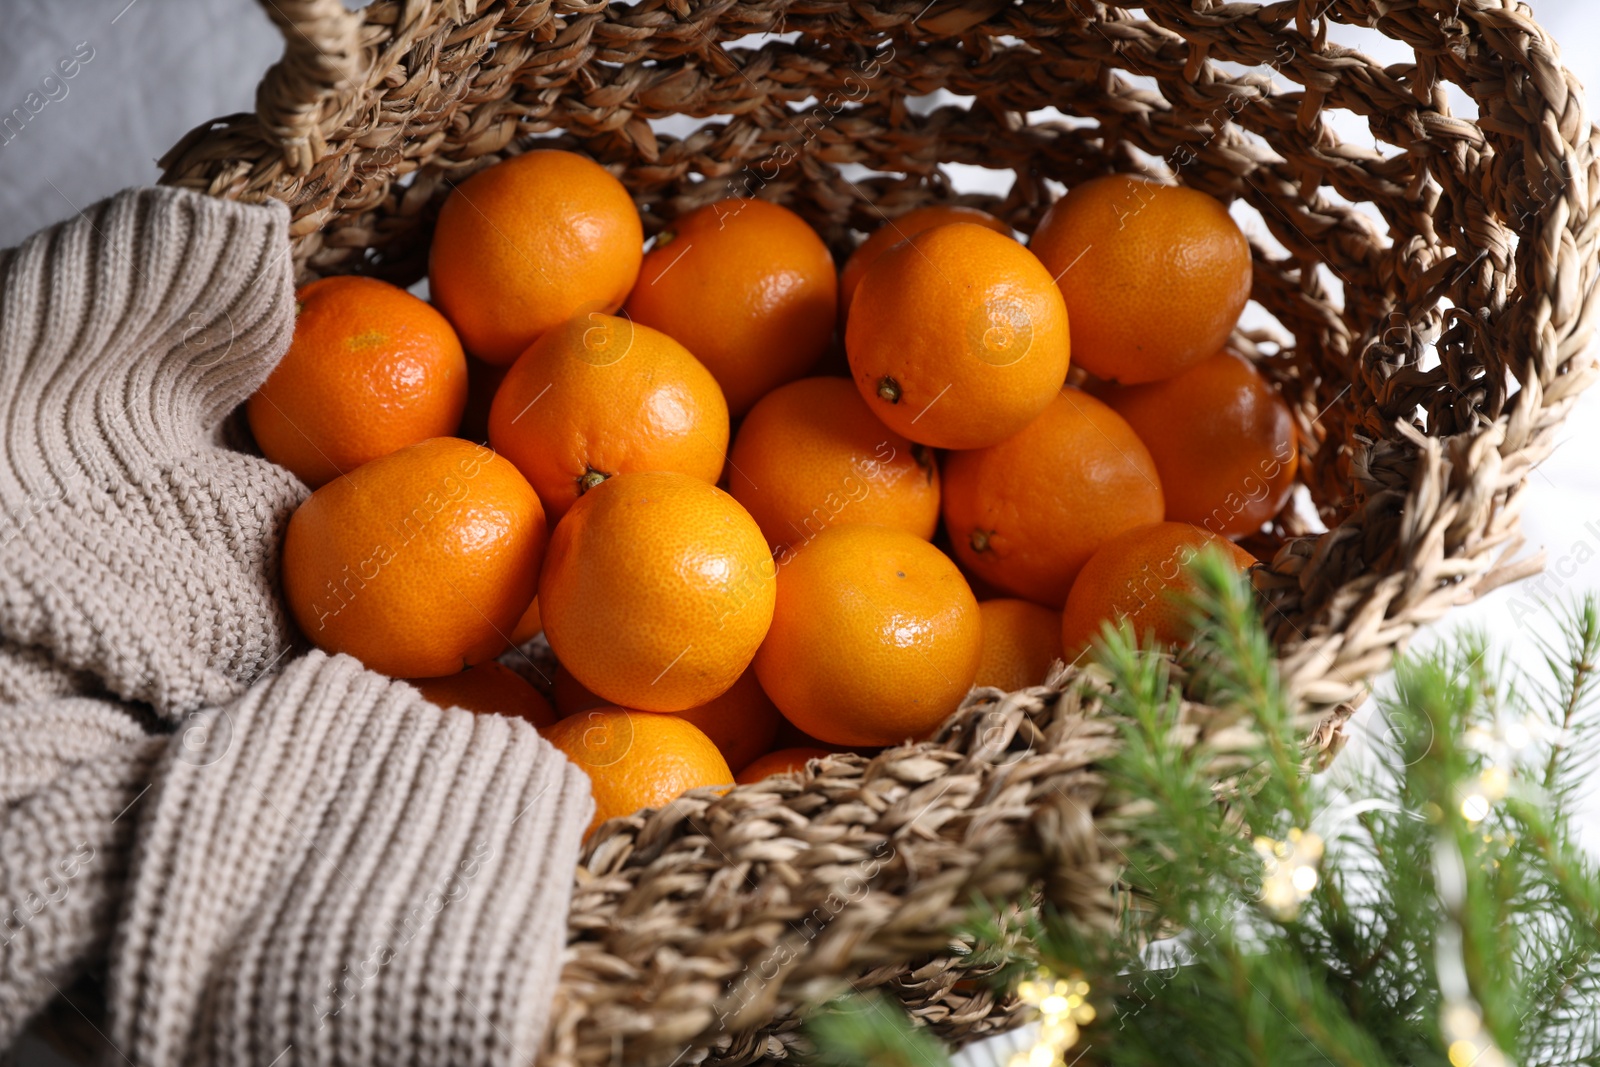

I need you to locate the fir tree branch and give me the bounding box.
[813,565,1600,1067]
[1182,551,1311,829]
[1534,595,1600,806]
[806,991,952,1067]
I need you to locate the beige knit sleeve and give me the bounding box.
[0,187,594,1065]
[108,652,591,1066]
[0,186,306,718]
[0,653,592,1065]
[0,695,163,1045]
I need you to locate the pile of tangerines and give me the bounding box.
[256,150,1294,834]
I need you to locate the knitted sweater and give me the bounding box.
[0,187,593,1065]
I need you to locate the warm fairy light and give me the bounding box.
[1460,764,1511,825]
[1501,717,1532,752]
[1441,998,1509,1067]
[1009,972,1094,1067]
[1466,711,1561,760]
[1441,1002,1481,1038]
[1291,863,1320,893]
[1255,827,1324,920]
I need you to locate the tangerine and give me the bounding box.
[1030,175,1251,384]
[247,276,467,489]
[507,596,542,646]
[1102,350,1298,538]
[838,205,1011,324]
[673,668,782,774]
[281,437,547,677]
[846,222,1070,450]
[429,150,643,364]
[539,471,775,712]
[727,376,940,554]
[551,661,778,772]
[942,388,1164,606]
[1060,521,1256,654]
[735,746,834,784]
[974,599,1064,691]
[488,313,728,520]
[542,708,732,836]
[625,199,836,415]
[753,524,981,747]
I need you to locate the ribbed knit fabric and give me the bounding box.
[0,188,593,1065]
[0,186,306,718]
[0,700,163,1045]
[0,639,104,705]
[110,652,590,1066]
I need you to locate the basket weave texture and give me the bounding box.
[160,0,1600,1063]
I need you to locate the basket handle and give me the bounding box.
[253,0,366,174]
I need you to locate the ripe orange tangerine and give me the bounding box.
[942,388,1164,607]
[1101,350,1298,538]
[429,149,643,364]
[674,668,782,775]
[735,746,835,784]
[542,708,732,836]
[974,599,1064,691]
[838,204,1012,324]
[846,222,1071,450]
[488,313,728,521]
[752,524,981,747]
[551,662,779,772]
[247,276,467,489]
[539,471,775,712]
[625,198,836,415]
[281,437,548,677]
[1060,522,1256,654]
[727,376,940,555]
[507,596,542,647]
[1030,174,1252,384]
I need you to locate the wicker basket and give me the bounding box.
[158,0,1599,1063]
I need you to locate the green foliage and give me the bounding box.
[806,991,952,1067]
[808,554,1600,1066]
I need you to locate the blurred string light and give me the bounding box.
[1459,710,1555,825]
[1254,826,1324,921]
[1441,999,1510,1067]
[1008,972,1094,1067]
[1434,815,1515,1066]
[1459,765,1509,825]
[1455,707,1555,825]
[1462,710,1563,764]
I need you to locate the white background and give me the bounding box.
[1,2,1596,1065]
